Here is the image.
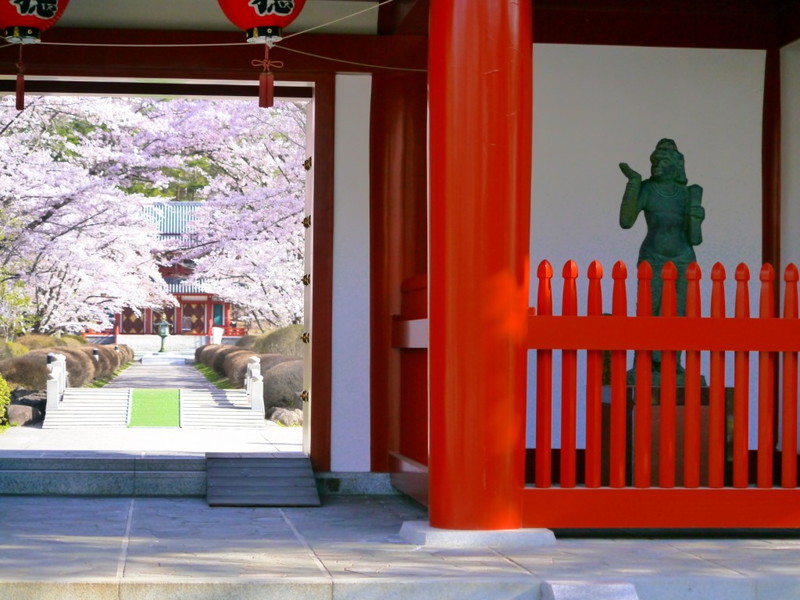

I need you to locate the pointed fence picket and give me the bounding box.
[525,259,800,528]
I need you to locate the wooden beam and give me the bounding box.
[0,29,427,80]
[532,3,775,49]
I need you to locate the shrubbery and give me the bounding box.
[263,360,303,409]
[0,343,132,390]
[16,334,67,349]
[0,372,10,425]
[234,335,258,349]
[195,324,305,420]
[0,341,29,360]
[252,325,304,358]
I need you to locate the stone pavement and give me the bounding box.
[3,493,800,600]
[3,362,800,599]
[105,362,218,390]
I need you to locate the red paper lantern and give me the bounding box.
[0,0,71,43]
[217,0,307,43]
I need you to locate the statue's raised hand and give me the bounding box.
[619,162,641,182]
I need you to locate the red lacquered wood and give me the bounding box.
[758,264,776,488]
[610,261,628,487]
[659,263,678,488]
[708,263,726,488]
[560,261,579,488]
[522,487,800,529]
[536,261,554,488]
[733,263,751,488]
[634,262,653,488]
[782,264,799,488]
[428,0,532,529]
[585,261,603,488]
[683,262,702,488]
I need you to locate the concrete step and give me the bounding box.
[181,389,265,429]
[41,388,265,429]
[0,453,206,496]
[206,453,320,507]
[42,389,130,429]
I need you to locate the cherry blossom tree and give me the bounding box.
[152,100,308,330]
[0,94,307,335]
[0,96,174,334]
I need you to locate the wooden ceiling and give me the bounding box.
[0,0,797,89]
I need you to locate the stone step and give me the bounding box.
[206,453,320,507]
[181,390,264,429]
[43,389,130,429]
[41,388,265,429]
[0,454,206,496]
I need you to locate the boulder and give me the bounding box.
[7,390,47,426]
[266,407,303,427]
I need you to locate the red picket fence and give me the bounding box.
[523,259,800,528]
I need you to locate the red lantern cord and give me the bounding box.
[251,44,283,108]
[16,46,25,111]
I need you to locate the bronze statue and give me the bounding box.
[619,138,704,317]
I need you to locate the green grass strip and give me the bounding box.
[128,389,180,427]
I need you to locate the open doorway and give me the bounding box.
[0,90,316,454]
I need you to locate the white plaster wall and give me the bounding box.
[330,73,372,471]
[782,40,800,269]
[527,44,766,447]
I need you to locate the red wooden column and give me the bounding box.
[428,0,532,530]
[369,72,428,473]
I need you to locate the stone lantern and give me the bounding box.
[155,320,172,353]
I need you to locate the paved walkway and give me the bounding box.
[105,362,218,390]
[2,494,800,600]
[3,362,800,599]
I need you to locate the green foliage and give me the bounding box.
[123,158,212,201]
[0,278,34,338]
[0,372,10,425]
[252,325,304,358]
[0,341,28,360]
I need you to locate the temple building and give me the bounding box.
[115,201,242,339]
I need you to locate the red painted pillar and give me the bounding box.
[428,0,532,529]
[369,72,428,472]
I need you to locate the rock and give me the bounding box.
[7,403,43,426]
[7,390,47,426]
[266,407,303,427]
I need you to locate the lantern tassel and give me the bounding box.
[259,71,274,109]
[251,44,283,109]
[15,47,25,111]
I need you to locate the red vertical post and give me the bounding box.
[585,261,603,488]
[428,0,532,529]
[560,261,578,488]
[782,264,799,488]
[634,262,653,488]
[733,264,751,488]
[535,261,554,488]
[369,72,428,472]
[610,262,628,488]
[659,263,678,488]
[683,263,702,488]
[758,264,776,488]
[708,263,727,488]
